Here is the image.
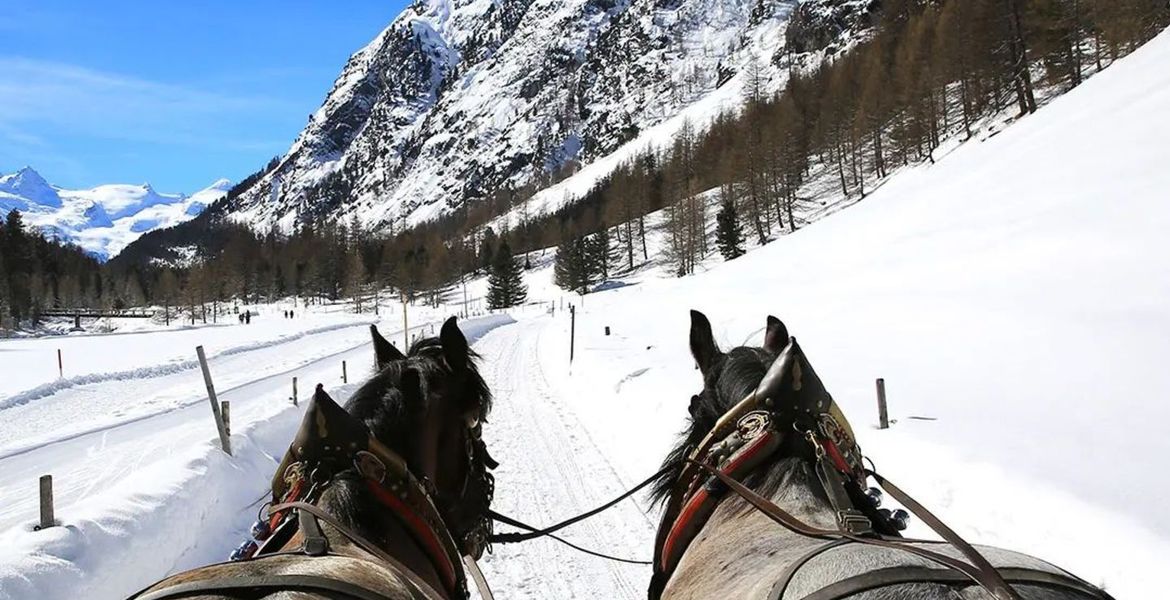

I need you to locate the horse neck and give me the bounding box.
[666,457,841,598]
[315,482,450,598]
[725,456,838,530]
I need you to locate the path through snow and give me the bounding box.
[473,317,657,599]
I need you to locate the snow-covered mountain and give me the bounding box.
[221,0,873,232]
[0,168,231,260]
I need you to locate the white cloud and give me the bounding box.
[0,57,289,149]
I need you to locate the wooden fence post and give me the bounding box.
[569,305,576,365]
[36,475,54,530]
[876,378,889,429]
[57,349,63,379]
[291,376,298,406]
[221,401,231,437]
[196,346,232,455]
[402,293,410,350]
[342,360,348,384]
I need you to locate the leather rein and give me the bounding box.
[650,337,1112,600]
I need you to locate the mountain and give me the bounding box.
[0,169,231,260]
[217,0,873,233]
[0,167,63,211]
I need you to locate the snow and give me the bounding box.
[0,167,61,210]
[0,171,231,260]
[1,25,1168,600]
[223,0,801,235]
[0,299,513,600]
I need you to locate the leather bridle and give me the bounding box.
[130,386,496,600]
[650,337,1112,600]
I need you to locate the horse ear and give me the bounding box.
[371,324,405,368]
[689,310,721,375]
[763,315,789,354]
[440,316,469,371]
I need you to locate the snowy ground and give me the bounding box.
[1,25,1168,600]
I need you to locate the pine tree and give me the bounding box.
[586,230,611,281]
[554,236,592,295]
[478,228,497,275]
[715,199,745,260]
[3,210,32,322]
[487,240,527,309]
[0,247,10,330]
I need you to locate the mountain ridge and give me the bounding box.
[215,0,870,233]
[0,168,231,260]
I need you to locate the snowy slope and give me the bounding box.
[0,169,231,260]
[0,168,62,210]
[216,0,872,233]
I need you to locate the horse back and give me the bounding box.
[130,553,428,600]
[665,508,1105,600]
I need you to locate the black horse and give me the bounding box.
[647,310,1112,600]
[131,317,496,600]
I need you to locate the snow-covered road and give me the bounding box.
[474,317,656,599]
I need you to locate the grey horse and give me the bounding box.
[648,311,1113,600]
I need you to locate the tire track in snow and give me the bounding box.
[474,317,655,599]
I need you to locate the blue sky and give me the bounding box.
[0,0,409,193]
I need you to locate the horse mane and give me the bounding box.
[650,345,815,508]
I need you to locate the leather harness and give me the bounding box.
[651,337,1114,600]
[129,385,494,600]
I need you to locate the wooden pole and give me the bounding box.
[569,305,576,365]
[402,293,409,350]
[292,376,298,406]
[342,360,348,384]
[57,349,63,378]
[876,378,889,429]
[37,475,54,530]
[221,401,231,437]
[196,346,232,455]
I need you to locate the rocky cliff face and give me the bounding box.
[220,0,866,234]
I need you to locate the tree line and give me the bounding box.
[0,210,105,329]
[6,0,1165,328]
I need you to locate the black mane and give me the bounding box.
[650,346,777,503]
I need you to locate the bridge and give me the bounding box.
[40,308,156,320]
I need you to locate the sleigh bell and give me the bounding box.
[864,487,883,508]
[878,507,910,531]
[890,508,910,531]
[230,539,258,561]
[251,518,272,541]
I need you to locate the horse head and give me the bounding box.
[260,316,495,598]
